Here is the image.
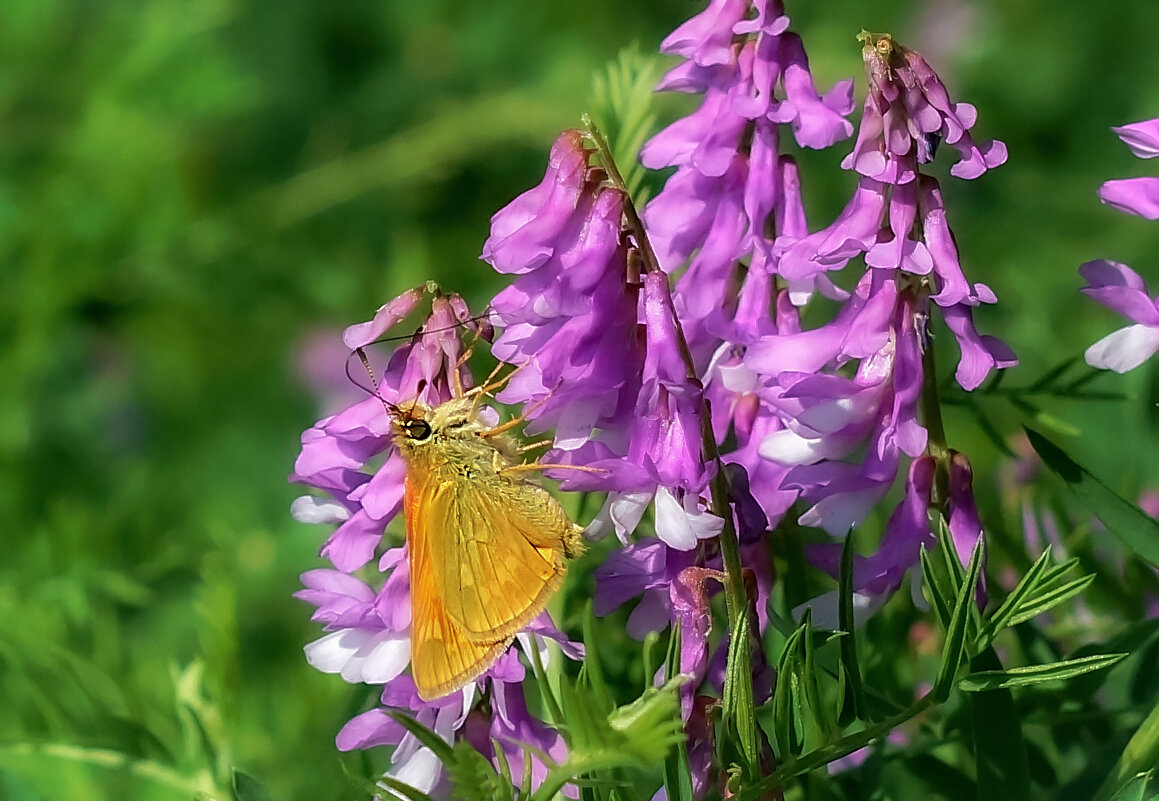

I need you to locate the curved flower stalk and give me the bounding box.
[291,291,581,796]
[480,122,778,788]
[481,130,723,551]
[735,32,1014,615]
[1082,118,1159,372]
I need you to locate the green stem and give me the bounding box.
[583,117,748,624]
[584,114,756,767]
[919,313,951,508]
[741,692,937,799]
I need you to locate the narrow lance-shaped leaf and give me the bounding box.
[958,653,1128,692]
[662,625,694,801]
[837,532,865,725]
[974,547,1054,649]
[722,609,759,776]
[933,537,985,702]
[772,622,806,757]
[920,544,954,631]
[1006,574,1097,627]
[1026,427,1159,566]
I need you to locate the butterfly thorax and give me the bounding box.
[388,397,520,478]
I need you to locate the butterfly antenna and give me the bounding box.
[353,347,402,420]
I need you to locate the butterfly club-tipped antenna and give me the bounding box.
[352,346,417,427]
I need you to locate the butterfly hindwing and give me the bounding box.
[423,470,573,642]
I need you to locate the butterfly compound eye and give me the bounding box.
[404,419,432,441]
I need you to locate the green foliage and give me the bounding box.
[1027,428,1159,566]
[5,0,1159,799]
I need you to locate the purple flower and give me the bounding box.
[1098,118,1159,219]
[297,543,582,795]
[1080,260,1159,372]
[641,0,853,359]
[291,293,479,572]
[291,288,585,796]
[807,451,986,618]
[752,274,927,533]
[843,32,1006,184]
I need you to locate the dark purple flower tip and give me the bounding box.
[808,455,935,599]
[843,32,1006,184]
[947,451,988,607]
[481,130,596,275]
[343,284,427,349]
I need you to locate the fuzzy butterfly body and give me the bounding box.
[389,395,584,701]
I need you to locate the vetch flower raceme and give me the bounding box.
[291,291,581,796]
[641,0,854,359]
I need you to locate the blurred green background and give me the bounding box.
[3,0,1159,798]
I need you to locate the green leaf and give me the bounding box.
[1026,427,1159,566]
[1006,574,1096,626]
[968,648,1030,801]
[580,602,614,713]
[935,514,968,593]
[722,610,759,774]
[535,679,685,801]
[1106,771,1156,801]
[446,740,513,801]
[588,45,665,199]
[800,609,831,739]
[920,544,954,631]
[1094,696,1159,801]
[232,770,277,801]
[958,653,1127,691]
[387,712,456,764]
[837,532,865,725]
[662,621,693,801]
[933,537,985,702]
[975,547,1054,648]
[771,620,807,757]
[378,775,439,801]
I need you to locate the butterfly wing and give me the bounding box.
[406,473,509,701]
[423,468,578,643]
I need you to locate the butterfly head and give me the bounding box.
[386,396,486,450]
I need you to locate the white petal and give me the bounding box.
[389,746,442,794]
[758,428,824,464]
[1085,324,1159,373]
[303,628,368,673]
[654,488,724,550]
[291,495,350,524]
[360,636,411,683]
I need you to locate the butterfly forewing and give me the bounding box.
[405,474,509,700]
